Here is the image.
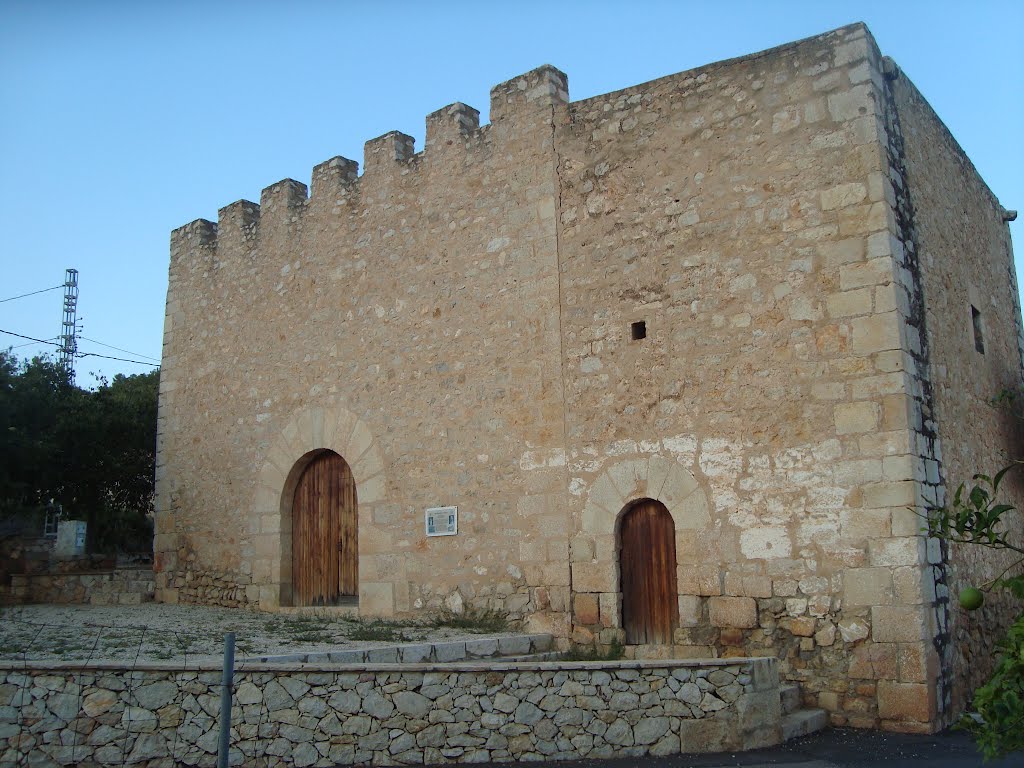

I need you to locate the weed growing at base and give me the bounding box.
[427,606,510,634]
[560,638,625,662]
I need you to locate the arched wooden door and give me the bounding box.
[291,451,357,606]
[620,499,678,644]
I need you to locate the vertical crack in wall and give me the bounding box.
[879,57,953,721]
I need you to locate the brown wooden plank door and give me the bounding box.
[291,451,358,606]
[620,499,679,644]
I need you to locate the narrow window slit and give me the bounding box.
[631,321,647,341]
[972,305,985,354]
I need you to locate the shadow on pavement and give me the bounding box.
[420,728,1024,767]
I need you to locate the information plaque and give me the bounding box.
[425,506,458,537]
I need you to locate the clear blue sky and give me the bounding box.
[1,1,1020,383]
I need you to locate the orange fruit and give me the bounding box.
[959,587,984,610]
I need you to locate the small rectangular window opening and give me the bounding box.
[631,320,647,341]
[972,305,985,354]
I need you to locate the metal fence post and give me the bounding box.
[217,632,236,768]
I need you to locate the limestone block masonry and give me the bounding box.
[156,22,1023,733]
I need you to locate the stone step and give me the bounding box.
[500,650,563,662]
[626,644,679,660]
[242,633,553,665]
[780,682,801,715]
[782,708,829,741]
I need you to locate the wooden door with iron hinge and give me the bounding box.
[620,499,678,645]
[292,451,357,606]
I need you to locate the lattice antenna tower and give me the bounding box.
[59,268,79,381]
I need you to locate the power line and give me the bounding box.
[77,351,157,368]
[79,335,160,363]
[0,285,62,304]
[0,329,60,347]
[11,336,59,350]
[1,329,156,368]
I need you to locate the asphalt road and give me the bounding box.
[422,728,1024,767]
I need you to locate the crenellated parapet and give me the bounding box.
[170,64,569,254]
[310,156,359,202]
[170,218,217,256]
[217,199,261,246]
[259,179,308,243]
[489,64,569,123]
[259,178,308,212]
[425,102,481,151]
[363,131,416,175]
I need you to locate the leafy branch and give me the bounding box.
[923,463,1024,598]
[924,461,1024,759]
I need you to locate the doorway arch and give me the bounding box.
[619,498,678,644]
[253,404,391,612]
[289,450,358,606]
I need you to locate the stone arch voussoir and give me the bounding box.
[580,455,710,537]
[572,454,711,638]
[251,404,395,613]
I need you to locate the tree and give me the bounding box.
[925,465,1024,759]
[0,352,70,521]
[0,350,159,554]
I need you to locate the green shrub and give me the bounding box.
[925,464,1024,760]
[345,618,417,642]
[428,606,510,633]
[961,614,1024,759]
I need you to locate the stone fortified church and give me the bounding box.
[157,23,1022,732]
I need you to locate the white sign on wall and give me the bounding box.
[425,506,458,537]
[55,519,87,557]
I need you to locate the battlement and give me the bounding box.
[363,131,417,174]
[171,25,863,256]
[171,64,571,255]
[311,156,358,201]
[489,64,569,123]
[217,199,261,244]
[170,218,217,252]
[425,103,480,151]
[260,178,308,211]
[171,26,898,256]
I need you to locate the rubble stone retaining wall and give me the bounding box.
[5,568,155,606]
[0,657,779,766]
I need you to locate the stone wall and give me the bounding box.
[555,24,950,731]
[4,568,155,606]
[0,657,780,766]
[885,60,1024,721]
[156,66,573,630]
